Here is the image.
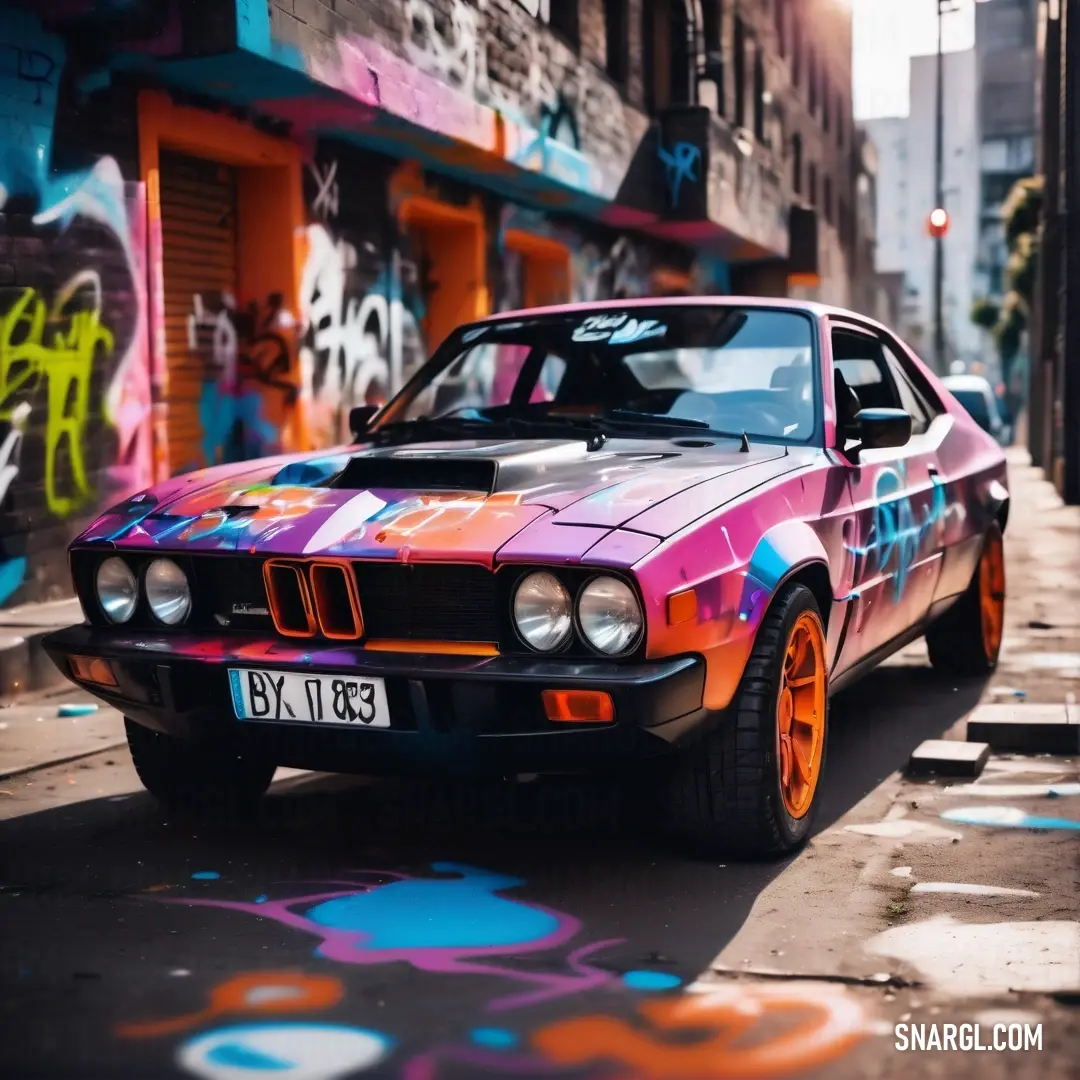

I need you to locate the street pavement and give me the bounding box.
[0,449,1077,1079]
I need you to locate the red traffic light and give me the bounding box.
[928,208,949,238]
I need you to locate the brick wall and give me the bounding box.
[0,3,146,607]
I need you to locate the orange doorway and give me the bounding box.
[504,230,572,308]
[398,198,489,368]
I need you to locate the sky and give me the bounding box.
[853,0,978,120]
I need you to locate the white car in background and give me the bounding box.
[942,374,1012,446]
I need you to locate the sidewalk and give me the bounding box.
[699,446,1080,1076]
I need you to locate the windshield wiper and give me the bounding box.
[368,415,500,446]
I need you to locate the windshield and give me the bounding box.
[372,306,819,444]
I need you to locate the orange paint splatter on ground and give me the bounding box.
[531,983,868,1078]
[117,971,344,1038]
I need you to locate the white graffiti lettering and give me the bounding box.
[187,293,238,388]
[307,158,339,221]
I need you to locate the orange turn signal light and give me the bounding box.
[667,588,698,625]
[69,655,118,687]
[542,690,615,724]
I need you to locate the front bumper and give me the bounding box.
[42,626,709,776]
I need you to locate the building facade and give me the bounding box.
[973,0,1039,303]
[0,0,857,608]
[865,49,981,371]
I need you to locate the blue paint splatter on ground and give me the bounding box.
[469,1028,518,1049]
[942,806,1080,831]
[255,894,268,904]
[192,871,221,881]
[621,970,683,991]
[57,704,98,717]
[206,1042,293,1070]
[306,863,559,950]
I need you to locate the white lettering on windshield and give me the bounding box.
[572,313,667,345]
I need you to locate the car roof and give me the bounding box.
[942,374,994,393]
[473,295,865,324]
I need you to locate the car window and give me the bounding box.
[830,329,900,412]
[950,388,994,430]
[382,307,821,444]
[882,345,932,435]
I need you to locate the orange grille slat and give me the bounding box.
[263,560,317,638]
[310,561,364,640]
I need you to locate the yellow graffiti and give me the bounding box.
[0,273,113,516]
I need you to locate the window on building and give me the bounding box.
[822,75,830,132]
[549,0,579,46]
[808,47,817,114]
[836,95,844,147]
[643,0,692,114]
[775,0,787,56]
[605,0,629,85]
[839,196,849,245]
[792,17,802,87]
[734,16,747,128]
[753,44,766,141]
[808,161,818,207]
[792,132,803,194]
[824,175,833,223]
[702,1,725,116]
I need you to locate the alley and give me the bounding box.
[0,451,1077,1079]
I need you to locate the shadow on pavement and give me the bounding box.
[0,659,986,1078]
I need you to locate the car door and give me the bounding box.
[831,324,945,668]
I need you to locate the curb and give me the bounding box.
[0,598,82,704]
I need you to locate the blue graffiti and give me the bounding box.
[0,557,25,606]
[306,864,561,950]
[657,141,702,210]
[847,465,948,601]
[942,806,1080,831]
[0,8,93,213]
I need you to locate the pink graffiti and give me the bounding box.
[164,863,622,1012]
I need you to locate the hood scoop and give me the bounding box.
[331,455,498,494]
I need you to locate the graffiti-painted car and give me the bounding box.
[44,299,1009,856]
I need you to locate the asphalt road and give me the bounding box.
[0,653,989,1080]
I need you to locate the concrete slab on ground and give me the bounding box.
[908,739,991,778]
[967,703,1080,755]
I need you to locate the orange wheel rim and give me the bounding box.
[778,612,827,819]
[978,531,1006,661]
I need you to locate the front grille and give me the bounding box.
[353,563,501,643]
[191,556,275,633]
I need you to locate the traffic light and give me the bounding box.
[928,208,950,238]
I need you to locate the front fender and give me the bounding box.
[738,520,836,623]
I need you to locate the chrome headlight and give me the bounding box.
[577,576,643,656]
[96,557,137,624]
[513,571,573,652]
[144,558,191,626]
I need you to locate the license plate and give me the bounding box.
[227,668,391,728]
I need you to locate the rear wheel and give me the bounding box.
[661,583,829,858]
[926,523,1005,676]
[125,719,276,814]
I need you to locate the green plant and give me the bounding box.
[995,291,1027,365]
[970,297,1000,330]
[1006,232,1039,307]
[1002,176,1043,247]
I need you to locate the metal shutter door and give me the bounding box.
[159,150,238,474]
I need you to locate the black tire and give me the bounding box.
[661,583,829,859]
[125,719,276,814]
[926,523,1006,677]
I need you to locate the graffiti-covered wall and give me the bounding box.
[0,5,151,607]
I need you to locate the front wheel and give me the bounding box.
[926,523,1006,676]
[125,719,276,814]
[661,583,829,858]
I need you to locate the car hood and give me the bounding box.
[78,437,799,565]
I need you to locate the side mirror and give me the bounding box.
[349,405,379,440]
[856,407,912,451]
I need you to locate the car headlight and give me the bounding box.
[96,557,137,624]
[577,576,643,656]
[513,571,573,652]
[144,558,191,626]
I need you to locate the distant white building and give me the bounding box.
[864,49,981,369]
